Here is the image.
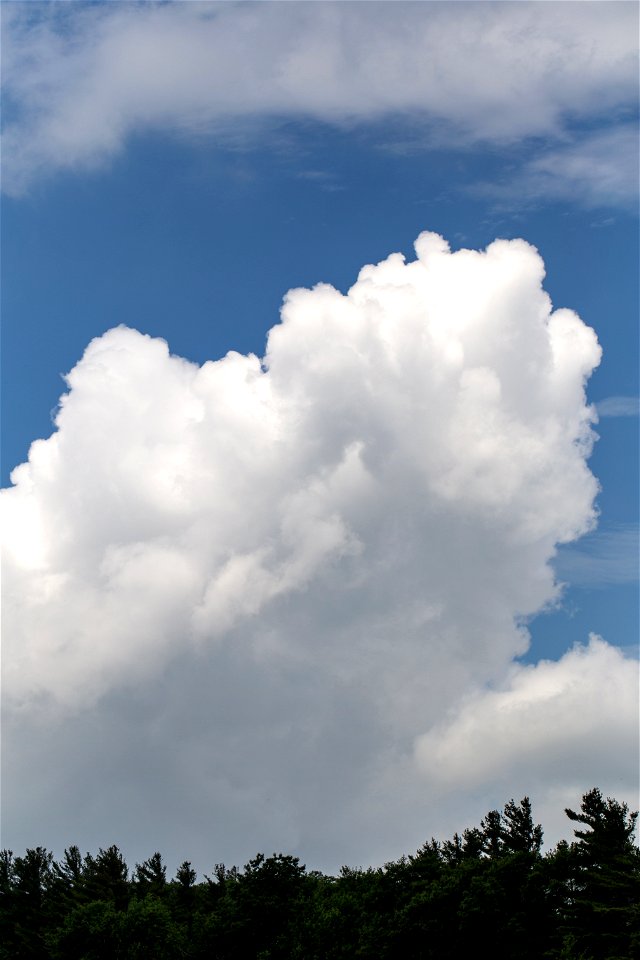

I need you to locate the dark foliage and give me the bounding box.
[1,790,637,959]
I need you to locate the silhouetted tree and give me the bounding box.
[133,852,167,900]
[1,787,637,959]
[560,788,640,959]
[83,846,129,910]
[502,796,543,855]
[9,847,56,959]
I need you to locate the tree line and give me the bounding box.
[1,788,638,959]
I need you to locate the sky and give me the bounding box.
[1,1,638,877]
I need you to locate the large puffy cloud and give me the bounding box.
[415,636,637,790]
[2,231,636,870]
[414,636,639,847]
[1,1,637,195]
[3,231,601,708]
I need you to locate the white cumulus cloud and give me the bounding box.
[414,636,639,848]
[3,230,634,871]
[415,636,638,790]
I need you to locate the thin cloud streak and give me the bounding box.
[554,524,639,589]
[596,395,640,417]
[472,125,639,212]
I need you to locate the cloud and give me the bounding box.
[3,230,629,871]
[474,125,639,211]
[415,637,638,790]
[2,230,602,709]
[2,1,637,195]
[596,395,640,417]
[414,636,638,844]
[553,523,639,589]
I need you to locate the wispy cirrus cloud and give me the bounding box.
[596,395,640,417]
[472,125,639,212]
[554,523,639,589]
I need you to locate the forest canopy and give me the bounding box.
[1,788,638,959]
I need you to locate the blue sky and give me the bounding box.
[2,2,638,873]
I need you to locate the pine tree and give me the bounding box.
[133,852,167,899]
[561,788,640,959]
[501,797,543,855]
